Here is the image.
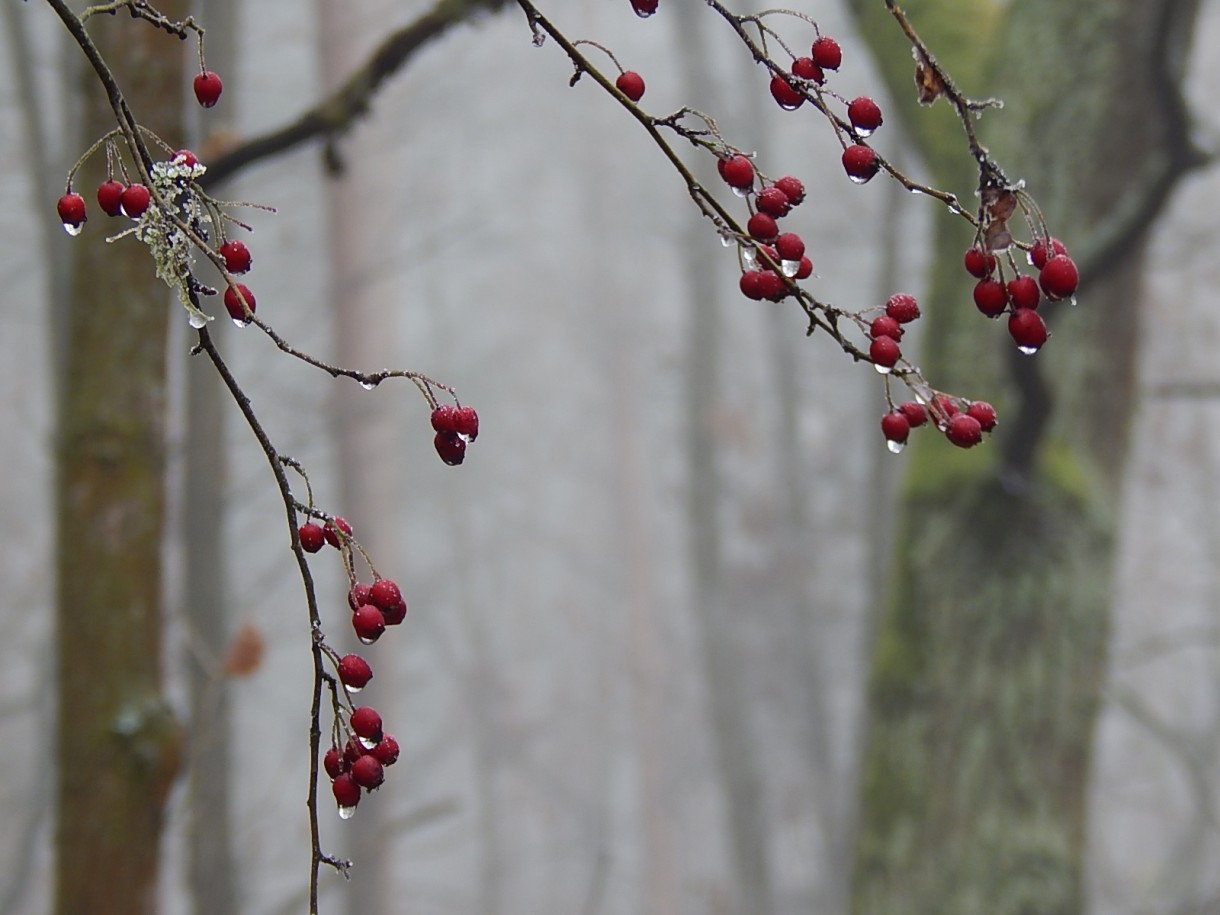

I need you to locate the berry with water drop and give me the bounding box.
[193,70,223,108]
[223,283,256,322]
[338,654,374,691]
[371,734,400,767]
[719,155,755,191]
[352,604,386,644]
[434,431,466,466]
[219,239,252,274]
[748,212,779,243]
[881,411,910,445]
[454,406,479,440]
[811,36,842,70]
[57,193,87,233]
[770,73,804,110]
[848,97,883,134]
[775,232,805,263]
[1039,254,1079,300]
[120,183,151,218]
[350,706,383,745]
[842,145,879,183]
[630,0,658,16]
[1009,308,1048,353]
[351,754,385,790]
[332,773,361,812]
[870,335,901,369]
[774,176,805,206]
[96,180,124,217]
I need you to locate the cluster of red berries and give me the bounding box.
[964,236,1078,354]
[881,394,997,452]
[721,160,813,301]
[325,703,400,819]
[431,403,479,466]
[867,292,921,373]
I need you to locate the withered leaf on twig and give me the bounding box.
[913,48,947,105]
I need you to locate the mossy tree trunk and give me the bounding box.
[847,1,1202,913]
[54,7,188,914]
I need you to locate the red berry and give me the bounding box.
[739,271,766,300]
[350,706,384,745]
[119,183,151,218]
[369,579,402,612]
[966,401,997,432]
[811,36,842,70]
[381,598,408,626]
[616,70,646,102]
[352,604,386,644]
[756,270,788,302]
[769,73,805,110]
[773,176,805,206]
[454,407,478,440]
[870,315,903,341]
[324,746,348,780]
[370,734,400,767]
[847,97,883,135]
[351,754,384,790]
[431,404,458,433]
[434,431,467,466]
[344,738,368,766]
[794,256,814,280]
[972,278,1008,318]
[298,522,325,553]
[174,148,199,168]
[348,582,372,611]
[755,186,791,218]
[1007,275,1041,310]
[963,246,997,278]
[1030,236,1067,270]
[57,192,87,233]
[219,239,252,274]
[842,145,879,183]
[775,232,805,263]
[945,414,983,448]
[1039,254,1079,300]
[747,212,779,242]
[869,335,901,369]
[931,395,960,425]
[899,401,928,427]
[338,654,373,691]
[223,283,256,323]
[880,411,910,445]
[324,516,353,548]
[630,0,658,16]
[720,155,755,191]
[332,772,361,812]
[1009,307,1048,353]
[791,57,824,85]
[96,181,124,217]
[885,293,921,324]
[193,70,223,108]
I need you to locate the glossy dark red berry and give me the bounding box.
[775,232,805,263]
[350,706,384,745]
[324,746,348,780]
[739,271,765,300]
[885,293,921,324]
[434,431,466,466]
[371,734,400,767]
[299,522,325,553]
[1007,275,1041,310]
[773,176,805,206]
[332,772,361,812]
[174,148,199,168]
[381,598,407,626]
[1039,254,1079,300]
[963,246,997,278]
[794,256,814,280]
[193,70,223,108]
[790,57,824,85]
[351,754,384,790]
[630,0,658,17]
[57,192,87,234]
[847,97,883,135]
[842,145,879,183]
[966,401,997,432]
[748,212,779,242]
[219,239,252,274]
[352,604,386,644]
[811,36,842,70]
[756,270,787,301]
[1030,236,1067,270]
[338,654,373,691]
[454,405,479,440]
[96,181,124,217]
[616,71,645,102]
[973,278,1008,318]
[324,516,353,548]
[899,401,928,427]
[720,155,755,191]
[223,283,256,323]
[881,411,910,445]
[769,73,805,110]
[119,183,151,218]
[755,186,791,218]
[870,315,903,341]
[945,413,983,448]
[869,335,901,369]
[348,582,372,611]
[1009,307,1048,353]
[369,579,402,612]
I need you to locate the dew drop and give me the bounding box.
[634,6,656,17]
[874,363,893,375]
[856,126,876,139]
[914,393,927,404]
[781,259,800,278]
[849,175,870,185]
[358,635,377,645]
[731,185,752,198]
[907,186,926,196]
[742,248,758,270]
[345,683,363,694]
[338,805,357,821]
[358,735,378,750]
[946,200,964,216]
[62,221,84,237]
[1069,295,1078,307]
[886,439,906,454]
[777,100,802,112]
[1017,345,1039,356]
[719,234,736,248]
[231,317,250,328]
[188,311,209,329]
[360,380,378,391]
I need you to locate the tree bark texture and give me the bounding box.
[848,1,1201,913]
[54,6,187,914]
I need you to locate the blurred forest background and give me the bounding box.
[3,0,1220,913]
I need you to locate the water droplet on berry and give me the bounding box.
[338,805,357,821]
[62,221,84,237]
[731,185,751,198]
[358,735,378,750]
[776,99,802,112]
[848,174,871,186]
[780,259,800,278]
[345,682,363,694]
[1017,345,1039,356]
[886,439,906,454]
[231,317,250,328]
[357,634,377,645]
[874,363,893,375]
[856,125,877,139]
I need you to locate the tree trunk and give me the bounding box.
[54,7,187,914]
[848,1,1202,913]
